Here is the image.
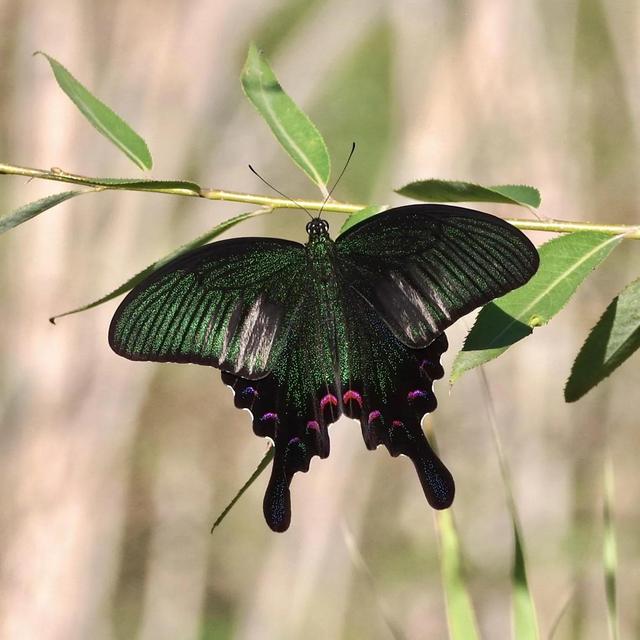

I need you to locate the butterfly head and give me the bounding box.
[305,218,330,239]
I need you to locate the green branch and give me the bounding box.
[1,161,639,238]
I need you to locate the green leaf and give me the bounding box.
[241,43,330,191]
[451,232,623,383]
[0,190,88,235]
[339,204,388,234]
[395,180,541,208]
[565,276,640,402]
[49,208,270,323]
[211,446,274,532]
[436,510,481,640]
[603,455,619,640]
[81,177,201,193]
[37,52,153,170]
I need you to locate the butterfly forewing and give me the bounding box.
[109,238,306,378]
[336,204,539,348]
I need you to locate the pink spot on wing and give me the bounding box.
[407,389,429,401]
[320,394,338,409]
[306,420,320,432]
[343,390,363,407]
[368,410,382,423]
[261,412,278,422]
[392,420,404,428]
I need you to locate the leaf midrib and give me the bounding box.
[254,65,326,190]
[484,234,621,349]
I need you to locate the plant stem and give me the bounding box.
[2,161,639,238]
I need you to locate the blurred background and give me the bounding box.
[0,0,639,638]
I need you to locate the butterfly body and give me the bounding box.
[109,204,539,531]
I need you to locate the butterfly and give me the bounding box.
[109,204,539,532]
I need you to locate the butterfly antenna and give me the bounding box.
[317,141,356,219]
[248,165,314,220]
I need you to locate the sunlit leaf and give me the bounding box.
[451,232,623,383]
[241,43,330,191]
[211,446,274,532]
[339,204,388,234]
[436,509,481,640]
[396,179,540,208]
[565,276,640,402]
[0,190,88,235]
[49,208,271,323]
[37,52,153,170]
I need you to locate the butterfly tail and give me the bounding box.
[263,422,317,532]
[403,424,455,510]
[263,444,292,532]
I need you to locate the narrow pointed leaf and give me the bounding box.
[37,52,152,170]
[565,277,640,402]
[396,180,540,208]
[211,446,274,532]
[49,209,270,322]
[451,232,623,383]
[0,190,88,234]
[80,177,201,193]
[603,456,619,640]
[436,510,481,640]
[339,204,388,234]
[241,43,330,191]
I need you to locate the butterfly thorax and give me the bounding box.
[304,222,349,386]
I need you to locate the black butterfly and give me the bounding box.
[109,204,539,531]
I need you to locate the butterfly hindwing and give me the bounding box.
[339,289,454,510]
[336,204,539,348]
[109,238,306,378]
[222,273,454,531]
[221,288,344,531]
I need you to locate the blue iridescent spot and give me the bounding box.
[420,359,434,370]
[368,410,382,423]
[407,389,429,402]
[287,437,306,454]
[260,412,278,422]
[306,420,320,432]
[240,386,258,400]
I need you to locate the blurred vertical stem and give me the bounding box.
[426,420,481,640]
[477,368,539,640]
[603,454,619,640]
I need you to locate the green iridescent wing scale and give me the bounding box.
[109,238,306,379]
[336,204,539,348]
